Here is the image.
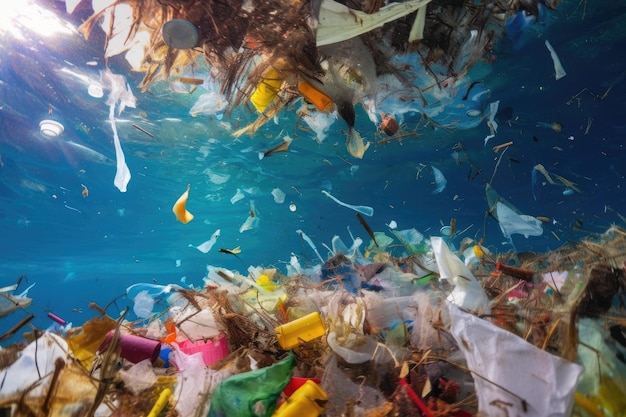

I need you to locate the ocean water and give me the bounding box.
[1,0,625,340]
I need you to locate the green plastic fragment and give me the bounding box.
[207,352,296,417]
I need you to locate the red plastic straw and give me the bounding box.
[399,378,435,417]
[47,312,66,326]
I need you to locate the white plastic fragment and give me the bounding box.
[431,165,447,194]
[296,229,324,262]
[239,201,259,233]
[321,190,374,217]
[189,229,221,253]
[230,189,245,204]
[496,201,543,239]
[271,187,286,204]
[431,237,489,312]
[102,69,135,192]
[484,100,500,146]
[0,332,68,399]
[545,40,567,80]
[133,290,154,318]
[449,304,582,417]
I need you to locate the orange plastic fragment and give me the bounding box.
[172,184,194,224]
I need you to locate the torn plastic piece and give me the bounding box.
[431,237,489,312]
[173,184,194,224]
[133,290,154,318]
[169,343,226,417]
[496,201,543,239]
[431,165,447,194]
[545,40,566,80]
[240,200,260,233]
[297,229,325,263]
[272,187,286,204]
[483,100,500,146]
[118,359,158,395]
[109,103,131,192]
[67,315,117,368]
[345,128,370,159]
[208,352,296,417]
[450,304,582,417]
[321,190,374,216]
[316,0,433,46]
[189,229,221,253]
[275,311,326,350]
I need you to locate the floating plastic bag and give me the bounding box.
[431,237,489,312]
[133,290,154,319]
[449,304,583,417]
[118,359,158,395]
[189,229,221,253]
[431,165,447,194]
[496,201,543,239]
[208,352,296,417]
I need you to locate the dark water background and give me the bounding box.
[1,0,625,337]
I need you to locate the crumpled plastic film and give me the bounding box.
[449,304,583,417]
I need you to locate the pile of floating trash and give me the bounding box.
[2,223,626,416]
[71,0,562,158]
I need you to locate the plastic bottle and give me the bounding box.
[250,68,284,113]
[275,312,326,350]
[272,380,328,417]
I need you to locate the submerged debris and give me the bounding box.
[2,224,626,416]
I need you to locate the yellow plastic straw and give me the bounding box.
[146,387,173,417]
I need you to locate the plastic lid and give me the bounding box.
[39,120,64,137]
[162,19,198,49]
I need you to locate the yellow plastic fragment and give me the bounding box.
[172,184,194,224]
[147,387,172,417]
[473,244,484,258]
[272,380,328,417]
[67,315,117,368]
[250,68,284,113]
[275,311,326,350]
[256,274,276,292]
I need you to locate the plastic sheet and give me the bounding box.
[316,0,432,46]
[450,304,582,417]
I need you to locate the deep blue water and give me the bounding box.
[1,0,625,338]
